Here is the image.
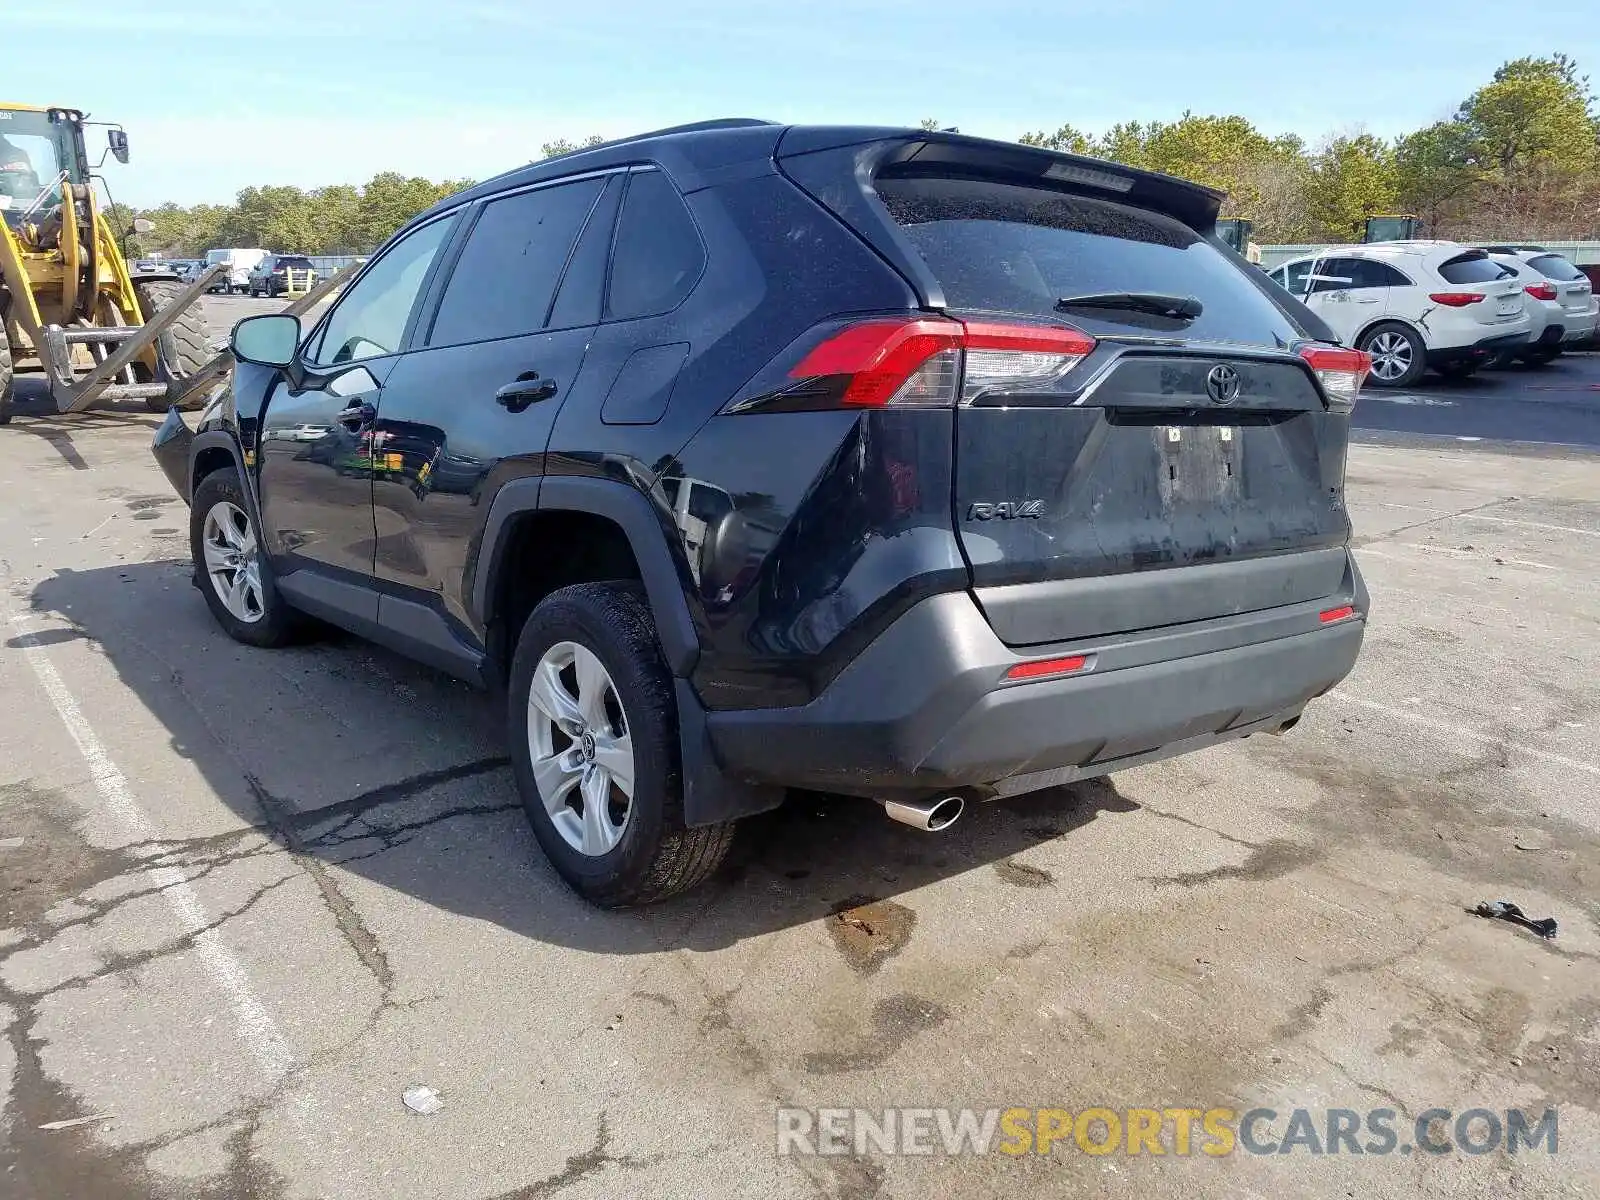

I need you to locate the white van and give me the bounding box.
[203,248,269,294]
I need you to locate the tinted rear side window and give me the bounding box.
[1528,254,1586,282]
[1351,259,1410,287]
[429,177,605,347]
[606,170,705,321]
[874,175,1303,345]
[1436,254,1514,285]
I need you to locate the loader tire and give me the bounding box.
[134,280,210,413]
[0,336,13,426]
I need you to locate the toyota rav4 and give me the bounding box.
[153,120,1370,906]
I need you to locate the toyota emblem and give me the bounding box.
[1205,364,1241,405]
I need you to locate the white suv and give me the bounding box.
[1269,242,1533,387]
[1480,245,1598,356]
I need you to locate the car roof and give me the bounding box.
[1280,241,1491,267]
[398,118,1228,242]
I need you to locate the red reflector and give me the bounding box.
[1428,292,1485,307]
[1525,283,1558,302]
[1319,605,1355,624]
[790,319,963,407]
[1006,654,1088,680]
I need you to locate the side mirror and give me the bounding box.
[108,129,130,164]
[231,313,301,368]
[131,217,155,235]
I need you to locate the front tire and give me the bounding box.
[1357,322,1427,388]
[190,469,298,648]
[508,582,734,907]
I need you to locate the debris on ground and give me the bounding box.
[39,1114,114,1130]
[402,1085,443,1116]
[1473,900,1558,939]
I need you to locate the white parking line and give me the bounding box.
[1458,513,1600,538]
[4,608,295,1081]
[1333,692,1600,779]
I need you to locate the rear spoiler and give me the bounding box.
[776,127,1227,313]
[777,127,1224,229]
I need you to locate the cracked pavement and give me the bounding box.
[0,363,1598,1197]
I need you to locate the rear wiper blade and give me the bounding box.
[1055,292,1204,320]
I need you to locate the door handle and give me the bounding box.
[1355,297,1381,304]
[337,400,376,430]
[496,372,559,413]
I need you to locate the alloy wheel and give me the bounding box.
[201,501,265,623]
[526,641,635,857]
[1367,331,1413,382]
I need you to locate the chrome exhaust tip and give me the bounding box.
[881,794,965,832]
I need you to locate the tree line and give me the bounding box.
[131,56,1598,258]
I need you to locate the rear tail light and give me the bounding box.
[1525,282,1558,302]
[958,321,1097,405]
[780,317,1096,410]
[1428,292,1485,307]
[1319,605,1356,624]
[1298,345,1371,413]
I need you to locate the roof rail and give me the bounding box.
[544,118,778,159]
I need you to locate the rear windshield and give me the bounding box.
[280,257,313,268]
[1528,254,1586,282]
[873,174,1303,345]
[1437,254,1514,285]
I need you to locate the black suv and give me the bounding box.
[247,254,318,297]
[153,120,1369,906]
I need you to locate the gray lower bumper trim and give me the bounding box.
[707,581,1365,795]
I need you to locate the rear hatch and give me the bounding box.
[1436,251,1528,327]
[1527,253,1595,318]
[779,135,1355,647]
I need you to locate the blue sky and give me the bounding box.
[8,0,1598,206]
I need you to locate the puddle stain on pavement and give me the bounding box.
[824,895,916,976]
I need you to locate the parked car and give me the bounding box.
[1476,252,1569,366]
[203,247,269,294]
[153,120,1370,906]
[247,254,319,298]
[1268,242,1532,386]
[1479,247,1597,355]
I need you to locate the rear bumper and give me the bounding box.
[1561,308,1598,343]
[1428,330,1531,367]
[706,555,1367,798]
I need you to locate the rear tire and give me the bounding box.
[508,582,734,907]
[135,279,211,413]
[1434,360,1480,381]
[1520,346,1560,367]
[190,468,298,648]
[1357,322,1426,388]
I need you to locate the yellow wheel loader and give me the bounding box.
[0,103,222,425]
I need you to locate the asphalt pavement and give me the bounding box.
[1352,351,1600,450]
[0,295,1596,1198]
